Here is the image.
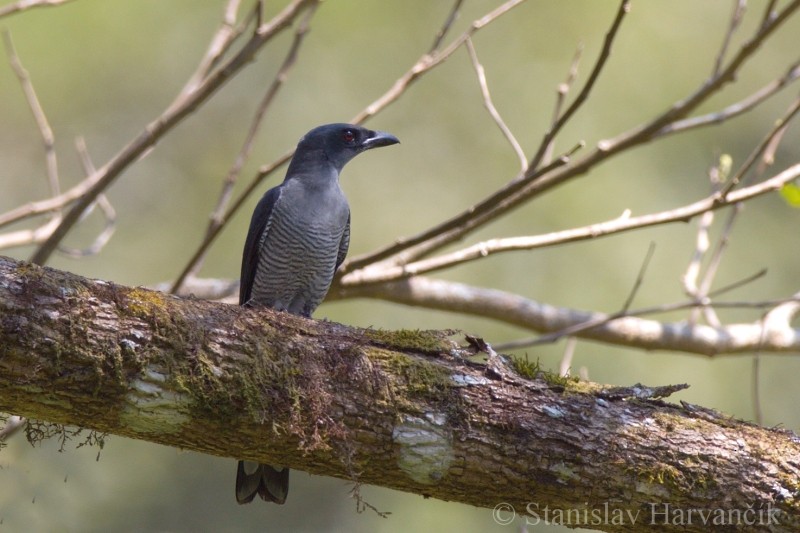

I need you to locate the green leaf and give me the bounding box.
[780,183,800,207]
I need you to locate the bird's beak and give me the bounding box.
[362,130,400,150]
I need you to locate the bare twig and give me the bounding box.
[465,37,527,172]
[528,0,631,172]
[659,59,800,135]
[760,0,779,27]
[428,0,464,54]
[683,210,713,309]
[3,31,59,199]
[694,205,739,327]
[56,195,116,258]
[0,172,103,230]
[349,0,526,126]
[712,0,746,78]
[171,0,246,109]
[0,30,68,253]
[683,156,730,326]
[752,353,763,425]
[57,138,116,258]
[0,0,74,19]
[29,0,317,266]
[720,95,800,197]
[621,242,656,313]
[171,2,319,293]
[543,42,584,166]
[707,269,767,299]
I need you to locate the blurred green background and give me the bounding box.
[1,0,799,531]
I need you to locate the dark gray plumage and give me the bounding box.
[236,123,399,505]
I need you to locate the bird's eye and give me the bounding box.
[342,129,356,143]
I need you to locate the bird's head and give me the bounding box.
[293,123,400,174]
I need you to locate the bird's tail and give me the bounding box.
[235,460,290,504]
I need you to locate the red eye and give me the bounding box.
[342,129,355,143]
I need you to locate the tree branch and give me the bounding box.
[336,276,800,356]
[0,0,75,19]
[1,255,798,532]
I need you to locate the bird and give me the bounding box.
[235,123,400,504]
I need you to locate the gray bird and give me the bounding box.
[236,123,399,504]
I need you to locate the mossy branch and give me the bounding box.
[0,255,798,532]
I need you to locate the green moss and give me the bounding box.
[122,287,172,322]
[364,328,454,354]
[510,354,540,379]
[508,355,595,393]
[368,347,452,399]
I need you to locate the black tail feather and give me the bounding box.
[236,461,289,505]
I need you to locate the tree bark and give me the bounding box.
[0,254,797,532]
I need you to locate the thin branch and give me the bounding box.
[720,95,800,197]
[56,138,116,258]
[56,194,116,258]
[683,156,730,326]
[712,0,746,78]
[707,268,767,298]
[752,353,763,425]
[171,0,245,109]
[0,171,103,230]
[339,162,800,285]
[349,0,526,126]
[659,58,800,135]
[428,0,464,54]
[682,210,713,310]
[621,242,656,313]
[760,0,779,27]
[170,2,319,293]
[465,37,527,172]
[528,0,631,172]
[0,30,67,253]
[3,30,60,199]
[28,0,317,266]
[694,204,740,327]
[0,0,74,19]
[543,42,584,166]
[0,218,61,249]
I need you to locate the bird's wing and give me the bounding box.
[240,186,282,306]
[335,212,350,271]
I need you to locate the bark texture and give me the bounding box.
[0,255,798,532]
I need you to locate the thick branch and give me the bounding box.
[336,276,800,356]
[0,255,799,532]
